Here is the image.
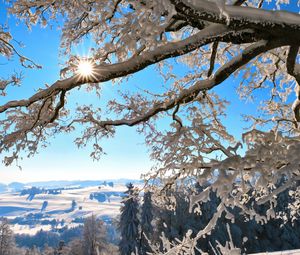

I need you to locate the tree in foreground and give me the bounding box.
[0,219,15,255]
[152,184,300,253]
[2,0,300,252]
[140,191,154,255]
[119,183,139,255]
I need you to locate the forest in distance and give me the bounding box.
[1,0,300,254]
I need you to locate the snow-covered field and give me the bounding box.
[0,180,139,234]
[251,250,300,254]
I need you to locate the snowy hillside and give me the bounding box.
[0,180,141,234]
[251,250,300,254]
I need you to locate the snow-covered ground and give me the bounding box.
[251,250,300,254]
[0,180,140,234]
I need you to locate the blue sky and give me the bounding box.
[0,5,156,183]
[0,1,296,183]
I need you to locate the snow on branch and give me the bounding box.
[287,46,300,124]
[0,24,234,114]
[171,0,300,39]
[70,40,283,130]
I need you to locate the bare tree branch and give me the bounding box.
[0,37,41,69]
[233,0,247,6]
[172,104,183,128]
[207,42,218,77]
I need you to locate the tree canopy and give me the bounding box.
[1,0,300,252]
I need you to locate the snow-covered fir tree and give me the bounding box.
[119,183,140,255]
[140,191,154,255]
[0,218,15,255]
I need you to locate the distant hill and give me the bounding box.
[8,182,25,191]
[0,179,142,235]
[0,183,8,193]
[0,179,142,192]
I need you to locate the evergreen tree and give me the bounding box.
[71,200,77,211]
[119,183,140,255]
[140,191,153,255]
[0,218,15,255]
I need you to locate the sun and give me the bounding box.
[76,59,95,79]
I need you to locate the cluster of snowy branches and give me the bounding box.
[1,0,300,253]
[149,182,300,254]
[119,182,300,254]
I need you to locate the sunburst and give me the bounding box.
[76,59,96,81]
